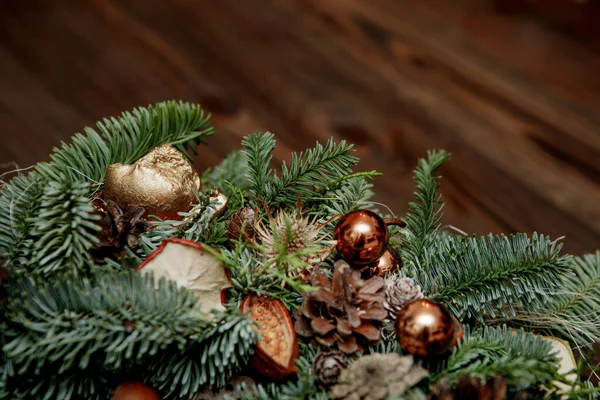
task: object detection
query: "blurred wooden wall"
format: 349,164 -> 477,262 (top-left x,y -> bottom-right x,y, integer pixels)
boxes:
0,0 -> 599,254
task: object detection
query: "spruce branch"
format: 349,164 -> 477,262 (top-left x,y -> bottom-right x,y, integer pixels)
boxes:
401,150 -> 450,274
146,311 -> 258,399
316,175 -> 376,216
264,138 -> 358,206
416,233 -> 572,321
0,173 -> 44,269
26,177 -> 101,277
242,132 -> 276,199
34,101 -> 213,188
0,370 -> 110,400
510,251 -> 600,348
2,271 -> 214,379
439,326 -> 559,391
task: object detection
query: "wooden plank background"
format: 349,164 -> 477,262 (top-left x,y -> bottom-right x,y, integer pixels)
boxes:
0,0 -> 599,255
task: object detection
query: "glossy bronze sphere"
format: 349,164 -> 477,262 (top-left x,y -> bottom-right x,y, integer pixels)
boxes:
395,299 -> 455,357
111,382 -> 161,400
374,248 -> 401,276
334,210 -> 389,266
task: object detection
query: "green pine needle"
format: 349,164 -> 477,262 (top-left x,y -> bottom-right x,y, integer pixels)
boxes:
2,271 -> 213,382
242,132 -> 276,199
401,149 -> 450,274
27,178 -> 101,277
265,138 -> 358,206
34,100 -> 213,188
511,251 -> 600,347
146,312 -> 258,399
419,233 -> 572,321
440,326 -> 559,391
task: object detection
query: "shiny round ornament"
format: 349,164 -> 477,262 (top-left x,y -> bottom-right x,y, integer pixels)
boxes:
374,248 -> 401,276
334,210 -> 389,266
104,144 -> 200,220
111,382 -> 160,400
395,299 -> 455,357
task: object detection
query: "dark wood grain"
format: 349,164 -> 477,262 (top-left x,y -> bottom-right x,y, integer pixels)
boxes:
0,0 -> 598,254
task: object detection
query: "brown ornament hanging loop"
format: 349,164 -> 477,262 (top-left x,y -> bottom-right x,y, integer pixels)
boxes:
382,217 -> 406,228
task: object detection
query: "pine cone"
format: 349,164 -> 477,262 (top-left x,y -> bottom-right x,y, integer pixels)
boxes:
384,277 -> 424,320
92,200 -> 150,260
226,207 -> 257,244
430,375 -> 507,400
313,350 -> 347,387
294,260 -> 388,354
329,353 -> 428,400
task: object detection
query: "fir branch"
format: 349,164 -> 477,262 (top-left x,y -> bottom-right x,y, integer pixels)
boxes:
0,369 -> 110,400
264,138 -> 358,206
146,311 -> 258,399
0,173 -> 44,269
316,175 -> 376,216
34,101 -> 213,188
2,271 -> 214,380
510,251 -> 600,348
25,178 -> 101,277
417,233 -> 572,320
242,132 -> 276,199
439,326 -> 559,391
401,150 -> 450,273
0,101 -> 213,273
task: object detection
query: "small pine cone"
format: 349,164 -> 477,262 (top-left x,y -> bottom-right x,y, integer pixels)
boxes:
384,277 -> 423,320
92,200 -> 150,261
330,353 -> 428,400
226,207 -> 257,244
313,350 -> 347,387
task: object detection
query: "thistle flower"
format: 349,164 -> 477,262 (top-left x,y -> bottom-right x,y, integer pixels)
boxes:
255,202 -> 336,278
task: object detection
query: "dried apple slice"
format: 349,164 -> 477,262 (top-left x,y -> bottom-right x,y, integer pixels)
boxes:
138,238 -> 231,314
241,294 -> 299,381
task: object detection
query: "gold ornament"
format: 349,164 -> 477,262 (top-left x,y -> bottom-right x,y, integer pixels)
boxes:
104,145 -> 200,220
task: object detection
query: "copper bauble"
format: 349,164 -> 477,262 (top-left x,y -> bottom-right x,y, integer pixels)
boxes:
373,248 -> 401,276
395,299 -> 455,357
111,382 -> 160,400
104,144 -> 200,220
450,315 -> 464,349
334,210 -> 389,266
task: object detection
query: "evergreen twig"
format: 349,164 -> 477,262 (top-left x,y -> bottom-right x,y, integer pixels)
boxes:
265,138 -> 358,206
35,101 -> 213,188
27,178 -> 101,277
3,271 -> 213,380
439,326 -> 559,390
242,132 -> 276,200
511,251 -> 600,347
146,311 -> 258,399
401,150 -> 450,275
419,233 -> 572,320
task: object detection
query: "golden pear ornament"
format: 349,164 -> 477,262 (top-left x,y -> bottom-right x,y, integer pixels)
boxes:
104,144 -> 200,220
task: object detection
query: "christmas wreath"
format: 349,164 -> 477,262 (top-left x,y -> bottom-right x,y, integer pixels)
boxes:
0,101 -> 598,399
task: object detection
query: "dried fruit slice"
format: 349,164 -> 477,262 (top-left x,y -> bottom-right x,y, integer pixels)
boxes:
241,294 -> 299,381
138,238 -> 231,314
